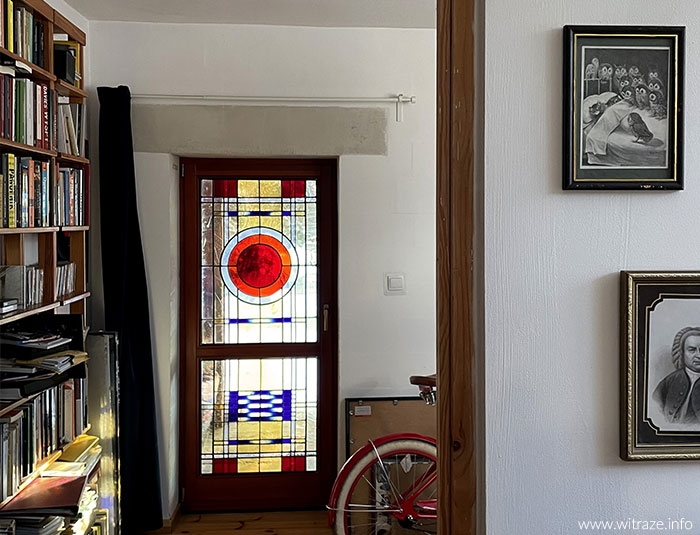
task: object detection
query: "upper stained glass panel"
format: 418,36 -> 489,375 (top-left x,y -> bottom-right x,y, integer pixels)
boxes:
200,178 -> 318,344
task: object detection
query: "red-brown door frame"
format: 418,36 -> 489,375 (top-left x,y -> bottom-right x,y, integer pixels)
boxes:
178,158 -> 339,512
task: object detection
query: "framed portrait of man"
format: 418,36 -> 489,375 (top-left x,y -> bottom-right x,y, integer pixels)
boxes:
621,271 -> 700,460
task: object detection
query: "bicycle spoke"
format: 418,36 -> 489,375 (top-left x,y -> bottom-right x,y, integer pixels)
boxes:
333,439 -> 438,535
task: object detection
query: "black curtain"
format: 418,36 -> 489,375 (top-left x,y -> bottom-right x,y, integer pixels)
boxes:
97,86 -> 163,532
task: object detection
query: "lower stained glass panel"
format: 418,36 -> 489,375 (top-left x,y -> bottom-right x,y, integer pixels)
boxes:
200,357 -> 318,474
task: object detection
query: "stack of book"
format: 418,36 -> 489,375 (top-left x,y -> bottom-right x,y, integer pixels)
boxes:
0,299 -> 18,314
0,350 -> 87,400
15,515 -> 64,534
0,475 -> 87,534
0,332 -> 72,357
0,265 -> 44,308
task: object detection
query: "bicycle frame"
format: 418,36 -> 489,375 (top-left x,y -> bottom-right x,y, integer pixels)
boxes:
326,432 -> 437,528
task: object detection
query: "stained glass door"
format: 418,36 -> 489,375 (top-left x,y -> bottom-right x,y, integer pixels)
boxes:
180,159 -> 338,512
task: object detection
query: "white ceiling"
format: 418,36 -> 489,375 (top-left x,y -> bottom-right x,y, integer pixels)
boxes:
62,0 -> 436,29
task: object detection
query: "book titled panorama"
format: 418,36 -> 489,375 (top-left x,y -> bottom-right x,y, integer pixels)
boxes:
0,475 -> 86,516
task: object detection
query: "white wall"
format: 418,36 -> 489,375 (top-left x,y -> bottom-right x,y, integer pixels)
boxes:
485,2 -> 700,534
88,21 -> 436,519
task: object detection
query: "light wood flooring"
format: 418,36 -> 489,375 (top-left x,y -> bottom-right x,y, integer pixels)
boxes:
171,510 -> 334,534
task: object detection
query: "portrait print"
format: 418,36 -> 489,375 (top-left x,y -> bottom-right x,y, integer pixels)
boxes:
563,26 -> 685,190
620,271 -> 700,461
645,299 -> 700,432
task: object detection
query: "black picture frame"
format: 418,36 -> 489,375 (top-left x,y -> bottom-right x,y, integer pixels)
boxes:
563,26 -> 685,190
620,271 -> 700,461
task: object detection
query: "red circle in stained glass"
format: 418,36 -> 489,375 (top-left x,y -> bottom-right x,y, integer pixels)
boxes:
236,244 -> 283,288
226,234 -> 293,298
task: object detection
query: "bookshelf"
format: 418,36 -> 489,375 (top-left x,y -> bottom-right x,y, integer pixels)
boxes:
0,0 -> 101,534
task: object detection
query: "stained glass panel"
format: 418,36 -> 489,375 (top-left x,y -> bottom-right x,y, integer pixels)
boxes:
200,178 -> 318,344
200,357 -> 318,474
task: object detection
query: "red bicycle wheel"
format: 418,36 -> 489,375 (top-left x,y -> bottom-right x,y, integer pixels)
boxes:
333,438 -> 438,535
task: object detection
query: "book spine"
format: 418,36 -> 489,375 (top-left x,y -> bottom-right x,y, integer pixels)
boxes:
41,83 -> 48,150
41,160 -> 48,227
0,73 -> 4,140
5,0 -> 13,53
6,152 -> 15,228
19,156 -> 28,228
1,153 -> 7,228
33,159 -> 40,227
68,168 -> 74,226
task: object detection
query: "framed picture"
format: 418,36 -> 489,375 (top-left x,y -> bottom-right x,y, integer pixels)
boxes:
563,26 -> 685,190
620,271 -> 700,460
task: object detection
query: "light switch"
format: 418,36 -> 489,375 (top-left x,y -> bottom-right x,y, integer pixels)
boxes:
384,272 -> 407,295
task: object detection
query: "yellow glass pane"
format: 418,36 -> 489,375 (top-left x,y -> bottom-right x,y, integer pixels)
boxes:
259,421 -> 282,439
238,215 -> 261,232
260,216 -> 281,230
260,181 -> 281,198
238,458 -> 260,473
260,457 -> 282,472
238,180 -> 260,197
237,422 -> 261,440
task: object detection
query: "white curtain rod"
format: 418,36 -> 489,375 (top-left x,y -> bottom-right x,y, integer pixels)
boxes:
130,93 -> 417,121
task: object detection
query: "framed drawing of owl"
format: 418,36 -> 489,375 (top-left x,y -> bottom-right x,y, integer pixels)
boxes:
563,26 -> 685,190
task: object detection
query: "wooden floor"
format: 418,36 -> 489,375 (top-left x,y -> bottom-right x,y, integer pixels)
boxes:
171,510 -> 334,534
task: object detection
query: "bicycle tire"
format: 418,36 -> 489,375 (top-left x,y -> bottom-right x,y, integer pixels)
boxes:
333,438 -> 438,535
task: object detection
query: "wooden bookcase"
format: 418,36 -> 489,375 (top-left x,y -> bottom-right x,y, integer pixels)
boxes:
0,0 -> 97,533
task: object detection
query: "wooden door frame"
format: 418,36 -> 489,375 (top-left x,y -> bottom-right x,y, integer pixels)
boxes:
437,0 -> 477,533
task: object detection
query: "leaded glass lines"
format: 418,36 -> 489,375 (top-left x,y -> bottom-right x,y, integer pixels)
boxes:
200,357 -> 318,474
200,178 -> 318,344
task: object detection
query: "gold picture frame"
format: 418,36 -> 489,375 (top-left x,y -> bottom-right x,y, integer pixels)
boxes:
621,271 -> 700,460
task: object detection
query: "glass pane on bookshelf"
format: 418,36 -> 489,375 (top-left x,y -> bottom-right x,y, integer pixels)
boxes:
199,357 -> 318,474
199,178 -> 318,344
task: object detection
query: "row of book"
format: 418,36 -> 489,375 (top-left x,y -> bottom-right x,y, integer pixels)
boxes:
0,69 -> 87,156
0,73 -> 53,151
0,374 -> 88,502
0,264 -> 44,309
0,154 -> 87,229
0,154 -> 50,228
0,3 -> 47,69
56,101 -> 85,158
0,437 -> 101,534
55,166 -> 86,227
55,262 -> 76,300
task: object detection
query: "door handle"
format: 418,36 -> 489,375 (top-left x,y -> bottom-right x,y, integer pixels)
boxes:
323,304 -> 329,332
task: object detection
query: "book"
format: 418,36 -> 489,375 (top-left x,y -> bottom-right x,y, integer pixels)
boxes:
0,360 -> 86,400
58,434 -> 98,463
0,519 -> 14,534
6,154 -> 15,228
0,332 -> 73,350
0,357 -> 36,374
40,460 -> 86,477
0,264 -> 25,306
0,475 -> 86,516
20,352 -> 79,373
0,302 -> 17,314
14,515 -> 62,534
